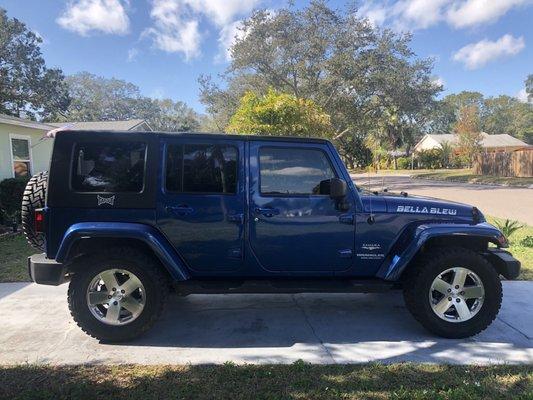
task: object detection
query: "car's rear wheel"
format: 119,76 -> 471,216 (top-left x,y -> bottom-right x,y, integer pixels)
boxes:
403,247 -> 502,338
68,248 -> 168,342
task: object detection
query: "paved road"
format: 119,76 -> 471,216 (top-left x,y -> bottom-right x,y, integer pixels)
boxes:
351,173 -> 533,225
1,282 -> 531,365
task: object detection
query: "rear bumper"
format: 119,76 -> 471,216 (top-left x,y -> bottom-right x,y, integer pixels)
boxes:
485,249 -> 521,280
28,253 -> 66,285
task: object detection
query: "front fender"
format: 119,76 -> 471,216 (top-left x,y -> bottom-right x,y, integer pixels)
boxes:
376,222 -> 506,281
55,222 -> 190,281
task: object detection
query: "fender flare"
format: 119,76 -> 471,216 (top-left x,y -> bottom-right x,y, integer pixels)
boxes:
55,222 -> 190,281
376,222 -> 506,281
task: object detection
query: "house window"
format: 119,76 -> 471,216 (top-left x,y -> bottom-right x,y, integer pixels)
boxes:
10,135 -> 32,178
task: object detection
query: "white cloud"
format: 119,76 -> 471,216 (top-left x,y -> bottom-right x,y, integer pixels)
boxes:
452,34 -> 525,69
144,0 -> 262,60
516,88 -> 529,103
127,48 -> 139,62
57,0 -> 130,36
358,0 -> 532,31
447,0 -> 532,29
217,20 -> 248,62
392,0 -> 449,30
432,76 -> 446,88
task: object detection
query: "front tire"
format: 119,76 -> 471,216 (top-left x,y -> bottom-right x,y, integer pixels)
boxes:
403,247 -> 502,339
67,248 -> 168,342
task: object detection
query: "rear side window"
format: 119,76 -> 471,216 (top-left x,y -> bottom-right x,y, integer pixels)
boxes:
166,144 -> 238,194
72,142 -> 146,193
259,147 -> 336,195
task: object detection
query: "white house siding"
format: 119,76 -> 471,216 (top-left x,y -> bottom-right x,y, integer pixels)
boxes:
0,123 -> 54,180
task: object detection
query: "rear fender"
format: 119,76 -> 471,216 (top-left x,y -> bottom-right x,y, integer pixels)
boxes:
55,222 -> 190,281
376,222 -> 506,281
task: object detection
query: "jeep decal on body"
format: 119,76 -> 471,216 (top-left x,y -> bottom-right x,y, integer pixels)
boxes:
396,205 -> 457,215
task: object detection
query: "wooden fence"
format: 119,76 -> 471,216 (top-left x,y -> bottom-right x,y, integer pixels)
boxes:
473,149 -> 533,177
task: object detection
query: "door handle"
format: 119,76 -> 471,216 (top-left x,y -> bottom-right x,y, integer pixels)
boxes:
339,214 -> 354,224
255,207 -> 280,217
166,205 -> 194,216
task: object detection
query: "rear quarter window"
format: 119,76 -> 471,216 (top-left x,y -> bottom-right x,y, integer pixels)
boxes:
72,142 -> 146,193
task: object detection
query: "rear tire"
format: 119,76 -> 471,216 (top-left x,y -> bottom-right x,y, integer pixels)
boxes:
403,247 -> 502,339
68,247 -> 169,342
21,171 -> 48,250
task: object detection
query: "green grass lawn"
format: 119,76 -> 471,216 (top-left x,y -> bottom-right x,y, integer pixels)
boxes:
411,170 -> 533,187
0,363 -> 531,400
0,234 -> 34,282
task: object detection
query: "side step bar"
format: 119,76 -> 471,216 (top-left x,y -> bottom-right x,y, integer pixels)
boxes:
174,279 -> 398,295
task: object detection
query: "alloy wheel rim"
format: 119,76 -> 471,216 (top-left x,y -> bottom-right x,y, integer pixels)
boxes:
86,269 -> 146,326
429,267 -> 485,323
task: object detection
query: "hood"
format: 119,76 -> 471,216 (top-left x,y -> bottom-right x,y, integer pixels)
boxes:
360,191 -> 481,220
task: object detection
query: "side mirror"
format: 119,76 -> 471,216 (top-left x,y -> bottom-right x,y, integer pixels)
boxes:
329,178 -> 347,199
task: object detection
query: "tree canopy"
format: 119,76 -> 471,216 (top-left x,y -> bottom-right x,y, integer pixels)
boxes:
200,0 -> 440,167
59,72 -> 200,132
226,89 -> 334,138
0,8 -> 70,120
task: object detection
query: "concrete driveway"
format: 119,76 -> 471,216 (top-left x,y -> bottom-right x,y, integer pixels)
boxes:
0,282 -> 531,365
351,173 -> 533,225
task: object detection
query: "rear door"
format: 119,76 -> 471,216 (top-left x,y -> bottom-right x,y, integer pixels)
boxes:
157,137 -> 245,273
248,141 -> 355,273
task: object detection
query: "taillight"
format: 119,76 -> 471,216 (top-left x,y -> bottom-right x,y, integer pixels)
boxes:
34,209 -> 44,233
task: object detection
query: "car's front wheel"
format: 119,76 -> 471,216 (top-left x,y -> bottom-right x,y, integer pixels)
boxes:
67,248 -> 168,342
403,247 -> 502,338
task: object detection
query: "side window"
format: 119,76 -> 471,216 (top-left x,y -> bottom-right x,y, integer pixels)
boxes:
72,142 -> 146,193
166,144 -> 238,194
260,147 -> 336,196
10,136 -> 32,178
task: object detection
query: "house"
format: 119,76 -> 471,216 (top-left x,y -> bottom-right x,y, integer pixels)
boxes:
0,114 -> 152,181
413,132 -> 529,154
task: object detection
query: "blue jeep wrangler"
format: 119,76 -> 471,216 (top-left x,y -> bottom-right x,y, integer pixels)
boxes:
23,131 -> 520,342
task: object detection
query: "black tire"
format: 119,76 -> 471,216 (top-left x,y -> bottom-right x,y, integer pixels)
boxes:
403,247 -> 502,339
68,247 -> 169,342
21,171 -> 48,250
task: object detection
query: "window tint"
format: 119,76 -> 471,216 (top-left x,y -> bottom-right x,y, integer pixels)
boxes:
72,142 -> 146,192
260,147 -> 336,195
166,144 -> 238,194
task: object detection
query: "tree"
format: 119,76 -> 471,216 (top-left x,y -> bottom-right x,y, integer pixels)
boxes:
226,89 -> 333,138
200,1 -> 440,167
0,8 -> 70,120
526,74 -> 533,102
454,105 -> 482,166
482,95 -> 532,141
59,72 -> 200,132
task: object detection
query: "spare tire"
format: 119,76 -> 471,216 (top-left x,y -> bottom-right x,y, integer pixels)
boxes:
21,171 -> 48,251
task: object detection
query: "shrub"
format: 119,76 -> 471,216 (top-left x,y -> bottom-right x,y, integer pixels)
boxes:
396,157 -> 411,169
416,149 -> 442,169
0,177 -> 28,224
520,236 -> 533,248
494,219 -> 523,239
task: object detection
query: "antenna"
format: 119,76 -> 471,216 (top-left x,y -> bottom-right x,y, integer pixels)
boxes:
367,168 -> 374,223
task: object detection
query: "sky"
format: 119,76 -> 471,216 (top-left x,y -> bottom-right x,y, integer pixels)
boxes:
1,0 -> 532,113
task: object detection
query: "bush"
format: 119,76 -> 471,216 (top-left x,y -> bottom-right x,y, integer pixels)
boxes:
494,219 -> 523,239
520,236 -> 533,248
396,157 -> 411,169
0,177 -> 28,224
416,149 -> 442,169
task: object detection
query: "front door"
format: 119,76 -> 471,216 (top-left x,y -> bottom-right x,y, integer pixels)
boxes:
157,138 -> 245,273
248,142 -> 355,273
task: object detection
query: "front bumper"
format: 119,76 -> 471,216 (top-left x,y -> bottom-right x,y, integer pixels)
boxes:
485,249 -> 521,280
28,253 -> 66,285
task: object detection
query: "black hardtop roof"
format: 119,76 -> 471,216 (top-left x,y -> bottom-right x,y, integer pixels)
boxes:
57,129 -> 331,144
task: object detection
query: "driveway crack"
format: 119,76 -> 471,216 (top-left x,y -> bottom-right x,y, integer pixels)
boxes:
497,316 -> 531,340
291,294 -> 336,364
